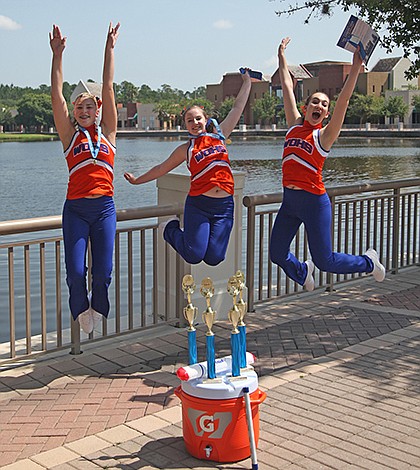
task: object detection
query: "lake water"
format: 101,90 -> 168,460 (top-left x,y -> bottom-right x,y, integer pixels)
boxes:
1,135 -> 420,222
0,135 -> 419,344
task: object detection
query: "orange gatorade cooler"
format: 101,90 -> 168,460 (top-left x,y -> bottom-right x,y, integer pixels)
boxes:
175,370 -> 266,462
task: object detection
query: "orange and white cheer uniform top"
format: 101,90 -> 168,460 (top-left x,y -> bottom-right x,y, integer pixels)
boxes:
282,121 -> 329,195
186,134 -> 234,197
64,126 -> 116,200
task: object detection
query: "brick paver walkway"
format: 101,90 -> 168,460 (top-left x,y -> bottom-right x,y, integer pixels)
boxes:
1,267 -> 420,469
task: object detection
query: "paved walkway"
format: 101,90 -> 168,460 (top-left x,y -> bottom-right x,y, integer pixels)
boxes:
1,267 -> 420,469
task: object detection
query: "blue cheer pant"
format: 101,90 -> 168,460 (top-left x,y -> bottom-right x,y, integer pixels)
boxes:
164,194 -> 234,266
269,188 -> 373,285
62,196 -> 116,319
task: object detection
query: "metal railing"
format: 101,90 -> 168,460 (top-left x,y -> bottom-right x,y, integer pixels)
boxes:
2,178 -> 420,364
0,204 -> 185,363
243,178 -> 420,311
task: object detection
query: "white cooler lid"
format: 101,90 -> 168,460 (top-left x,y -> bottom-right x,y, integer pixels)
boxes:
181,370 -> 258,399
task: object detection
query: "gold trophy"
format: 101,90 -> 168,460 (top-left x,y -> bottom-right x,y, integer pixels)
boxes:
182,274 -> 197,330
227,275 -> 241,334
235,270 -> 247,327
200,277 -> 220,381
182,274 -> 198,364
227,275 -> 244,378
201,277 -> 216,336
235,270 -> 252,371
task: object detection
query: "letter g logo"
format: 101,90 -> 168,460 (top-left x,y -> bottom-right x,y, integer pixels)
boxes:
199,415 -> 214,433
188,409 -> 232,438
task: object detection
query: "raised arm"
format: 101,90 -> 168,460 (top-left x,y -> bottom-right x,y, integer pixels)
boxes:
320,49 -> 363,149
278,37 -> 301,128
124,143 -> 187,185
101,22 -> 120,145
219,71 -> 251,138
49,25 -> 74,149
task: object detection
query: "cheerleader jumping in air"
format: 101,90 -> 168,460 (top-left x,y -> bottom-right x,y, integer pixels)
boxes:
50,23 -> 120,333
269,37 -> 386,290
124,70 -> 253,266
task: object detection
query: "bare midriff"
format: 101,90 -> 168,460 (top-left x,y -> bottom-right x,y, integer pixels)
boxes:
285,185 -> 303,190
84,194 -> 104,199
202,187 -> 231,198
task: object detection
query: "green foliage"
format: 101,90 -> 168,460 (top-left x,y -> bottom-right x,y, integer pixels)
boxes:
138,84 -> 158,103
217,97 -> 236,122
274,0 -> 420,80
252,93 -> 280,125
412,95 -> 420,110
0,133 -> 57,142
115,81 -> 139,105
15,93 -> 54,131
153,100 -> 182,128
382,95 -> 409,120
346,93 -> 384,124
0,105 -> 14,128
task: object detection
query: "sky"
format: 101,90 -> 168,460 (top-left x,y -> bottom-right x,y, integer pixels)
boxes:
0,0 -> 406,93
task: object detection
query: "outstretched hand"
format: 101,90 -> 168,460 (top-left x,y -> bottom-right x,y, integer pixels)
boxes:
353,46 -> 364,71
240,68 -> 252,83
278,37 -> 291,57
49,24 -> 66,55
124,172 -> 138,185
106,22 -> 120,49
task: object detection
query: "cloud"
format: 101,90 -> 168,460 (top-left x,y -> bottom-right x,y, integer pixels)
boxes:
0,15 -> 22,31
213,19 -> 233,30
265,55 -> 278,70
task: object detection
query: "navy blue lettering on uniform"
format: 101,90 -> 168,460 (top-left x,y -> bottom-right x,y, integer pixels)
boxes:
194,145 -> 227,163
284,138 -> 313,155
73,142 -> 109,157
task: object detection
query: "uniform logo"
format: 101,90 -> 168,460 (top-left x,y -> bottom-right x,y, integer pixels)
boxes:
73,142 -> 109,157
284,138 -> 313,155
187,408 -> 232,438
194,145 -> 227,163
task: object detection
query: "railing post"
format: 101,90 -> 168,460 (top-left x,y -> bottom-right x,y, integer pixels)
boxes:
70,316 -> 81,355
246,204 -> 256,312
156,172 -> 246,324
392,188 -> 401,274
326,195 -> 336,292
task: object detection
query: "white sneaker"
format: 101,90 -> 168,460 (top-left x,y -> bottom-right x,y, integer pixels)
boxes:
158,216 -> 179,237
90,308 -> 103,329
78,309 -> 94,334
365,248 -> 386,282
304,260 -> 315,291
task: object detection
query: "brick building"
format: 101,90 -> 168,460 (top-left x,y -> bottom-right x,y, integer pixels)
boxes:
206,72 -> 270,126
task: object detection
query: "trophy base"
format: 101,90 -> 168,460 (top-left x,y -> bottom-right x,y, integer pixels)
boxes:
202,377 -> 223,384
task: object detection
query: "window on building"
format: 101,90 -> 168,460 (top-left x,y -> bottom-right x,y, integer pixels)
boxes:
150,117 -> 155,128
215,95 -> 217,101
142,117 -> 146,129
372,85 -> 375,93
381,85 -> 384,92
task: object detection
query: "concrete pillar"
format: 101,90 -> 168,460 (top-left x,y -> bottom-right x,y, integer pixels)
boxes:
156,172 -> 246,326
365,122 -> 371,131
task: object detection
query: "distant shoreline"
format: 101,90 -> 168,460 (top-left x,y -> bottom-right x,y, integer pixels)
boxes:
116,127 -> 420,139
1,127 -> 419,143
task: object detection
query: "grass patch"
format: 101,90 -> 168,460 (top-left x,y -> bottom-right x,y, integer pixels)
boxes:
0,133 -> 59,142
